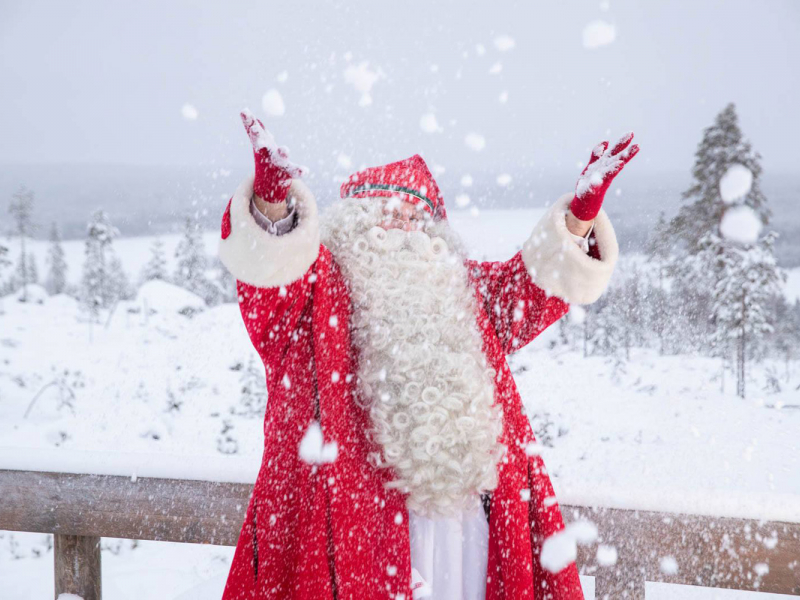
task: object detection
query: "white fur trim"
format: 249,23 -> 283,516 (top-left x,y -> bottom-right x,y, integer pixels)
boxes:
521,193 -> 619,305
218,176 -> 320,288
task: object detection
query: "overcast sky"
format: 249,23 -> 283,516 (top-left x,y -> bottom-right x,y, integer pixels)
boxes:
1,0 -> 798,179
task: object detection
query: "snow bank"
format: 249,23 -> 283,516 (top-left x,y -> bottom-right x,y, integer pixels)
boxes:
15,284 -> 48,304
0,446 -> 259,484
135,280 -> 206,316
557,479 -> 800,524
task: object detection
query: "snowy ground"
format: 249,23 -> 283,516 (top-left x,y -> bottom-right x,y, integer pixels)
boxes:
1,207 -> 798,599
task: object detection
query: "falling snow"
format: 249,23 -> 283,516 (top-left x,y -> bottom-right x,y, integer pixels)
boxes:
261,89 -> 285,117
659,555 -> 679,575
180,104 -> 198,120
343,61 -> 384,107
720,205 -> 762,244
493,35 -> 516,51
455,194 -> 471,208
464,133 -> 486,152
719,163 -> 753,203
419,113 -> 442,134
299,421 -> 338,464
582,20 -> 616,49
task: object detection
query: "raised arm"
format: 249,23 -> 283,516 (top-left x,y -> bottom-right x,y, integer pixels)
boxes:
218,110 -> 320,362
468,132 -> 638,354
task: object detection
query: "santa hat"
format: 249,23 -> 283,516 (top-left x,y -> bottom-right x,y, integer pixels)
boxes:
340,154 -> 447,221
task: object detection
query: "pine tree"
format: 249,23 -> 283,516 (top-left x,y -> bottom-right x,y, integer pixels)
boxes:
8,186 -> 36,301
769,299 -> 800,379
667,104 -> 769,354
45,223 -> 68,295
233,356 -> 269,418
669,103 -> 769,253
644,212 -> 676,355
28,253 -> 38,284
141,238 -> 168,282
108,255 -> 131,302
0,245 -> 9,273
174,215 -> 217,305
81,209 -> 120,319
211,255 -> 238,303
669,104 -> 784,397
692,230 -> 784,398
0,244 -> 10,297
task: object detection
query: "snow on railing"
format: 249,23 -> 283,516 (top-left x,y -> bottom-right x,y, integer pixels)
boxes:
1,466 -> 798,599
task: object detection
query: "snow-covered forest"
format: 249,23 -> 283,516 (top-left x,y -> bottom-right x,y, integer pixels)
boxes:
2,1 -> 800,599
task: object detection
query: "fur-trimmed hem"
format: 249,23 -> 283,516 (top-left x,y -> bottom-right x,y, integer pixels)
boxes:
218,176 -> 320,288
521,193 -> 619,305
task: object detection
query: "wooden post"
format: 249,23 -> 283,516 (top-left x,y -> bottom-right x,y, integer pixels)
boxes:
54,534 -> 101,600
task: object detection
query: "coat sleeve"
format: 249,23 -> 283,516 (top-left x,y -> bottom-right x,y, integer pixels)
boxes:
218,175 -> 321,365
467,193 -> 619,354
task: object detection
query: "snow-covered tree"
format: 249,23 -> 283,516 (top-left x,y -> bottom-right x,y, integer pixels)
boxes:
233,356 -> 269,418
667,104 -> 771,354
668,103 -> 769,253
589,267 -> 649,363
13,252 -> 39,292
141,238 -> 168,282
8,186 -> 36,301
174,215 -> 205,286
667,104 -> 784,396
769,298 -> 800,378
0,244 -> 10,298
80,209 -> 120,319
217,419 -> 239,455
644,212 -> 681,355
108,255 -> 132,302
44,223 -> 68,295
26,253 -> 38,284
174,215 -> 218,305
691,230 -> 784,398
0,244 -> 9,272
211,255 -> 237,303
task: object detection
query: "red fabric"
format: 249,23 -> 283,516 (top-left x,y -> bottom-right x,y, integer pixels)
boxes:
241,112 -> 300,203
222,235 -> 586,599
340,154 -> 447,221
221,199 -> 233,240
570,133 -> 639,221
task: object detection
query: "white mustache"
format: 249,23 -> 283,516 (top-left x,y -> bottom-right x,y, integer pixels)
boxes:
364,227 -> 449,259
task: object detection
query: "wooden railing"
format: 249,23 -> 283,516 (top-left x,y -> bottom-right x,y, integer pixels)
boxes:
1,469 -> 798,599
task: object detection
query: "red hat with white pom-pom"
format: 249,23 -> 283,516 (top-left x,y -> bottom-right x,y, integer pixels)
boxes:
340,154 -> 447,221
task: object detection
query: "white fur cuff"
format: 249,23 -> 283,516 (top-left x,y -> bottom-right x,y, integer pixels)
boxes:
521,193 -> 619,305
218,176 -> 320,288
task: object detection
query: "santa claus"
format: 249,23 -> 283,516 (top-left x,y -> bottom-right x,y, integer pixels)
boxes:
218,109 -> 638,599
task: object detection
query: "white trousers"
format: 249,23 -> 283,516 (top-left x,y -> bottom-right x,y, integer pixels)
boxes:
408,501 -> 490,600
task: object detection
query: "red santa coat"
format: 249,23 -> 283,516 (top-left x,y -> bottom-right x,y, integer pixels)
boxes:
218,176 -> 619,600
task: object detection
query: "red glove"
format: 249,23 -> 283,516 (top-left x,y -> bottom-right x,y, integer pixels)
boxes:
570,132 -> 639,221
240,109 -> 306,203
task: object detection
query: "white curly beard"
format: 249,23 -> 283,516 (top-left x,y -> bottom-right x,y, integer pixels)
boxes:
322,199 -> 506,517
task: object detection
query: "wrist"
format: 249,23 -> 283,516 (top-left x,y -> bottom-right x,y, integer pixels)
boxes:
565,209 -> 594,237
254,194 -> 290,221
